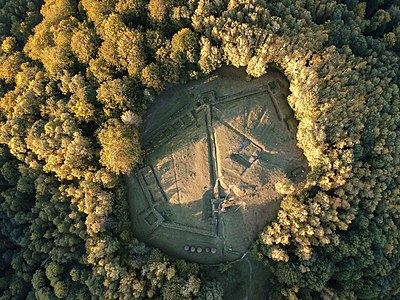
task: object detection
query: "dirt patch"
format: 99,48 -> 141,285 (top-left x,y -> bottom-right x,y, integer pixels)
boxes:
126,66 -> 308,264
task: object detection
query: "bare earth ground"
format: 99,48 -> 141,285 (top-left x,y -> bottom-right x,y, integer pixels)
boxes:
126,67 -> 308,264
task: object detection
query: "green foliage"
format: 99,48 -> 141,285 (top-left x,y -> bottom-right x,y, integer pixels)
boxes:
0,0 -> 43,42
196,280 -> 223,300
96,78 -> 139,117
216,263 -> 232,274
148,0 -> 171,23
170,28 -> 199,63
275,178 -> 295,195
70,22 -> 99,64
1,0 -> 400,299
99,13 -> 146,78
0,51 -> 25,84
141,62 -> 164,91
98,119 -> 142,174
52,280 -> 69,298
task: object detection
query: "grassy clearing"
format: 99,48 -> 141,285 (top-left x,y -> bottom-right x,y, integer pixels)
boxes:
126,67 -> 308,264
204,253 -> 274,300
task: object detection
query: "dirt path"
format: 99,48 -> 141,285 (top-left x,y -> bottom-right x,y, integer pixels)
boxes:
170,151 -> 181,203
244,254 -> 253,300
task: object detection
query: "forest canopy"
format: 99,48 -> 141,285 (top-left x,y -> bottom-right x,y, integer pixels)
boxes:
0,0 -> 400,299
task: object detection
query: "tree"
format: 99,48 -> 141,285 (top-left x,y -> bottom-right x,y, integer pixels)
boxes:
116,0 -> 145,18
99,14 -> 146,78
71,22 -> 100,64
141,63 -> 164,91
2,0 -> 400,299
275,178 -> 296,195
170,28 -> 199,64
96,78 -> 139,117
148,0 -> 171,23
97,119 -> 142,174
53,280 -> 69,298
0,51 -> 25,84
199,37 -> 223,74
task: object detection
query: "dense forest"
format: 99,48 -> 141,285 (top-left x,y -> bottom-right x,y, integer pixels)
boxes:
0,0 -> 399,299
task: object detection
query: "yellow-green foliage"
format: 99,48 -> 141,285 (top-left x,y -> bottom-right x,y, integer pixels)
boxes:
1,0 -> 400,299
98,119 -> 142,175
